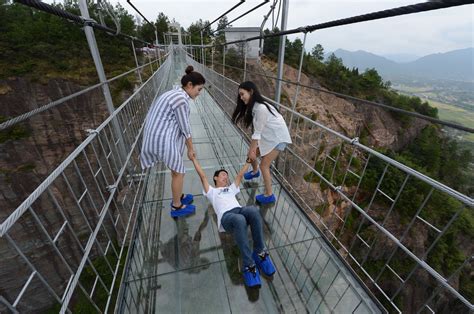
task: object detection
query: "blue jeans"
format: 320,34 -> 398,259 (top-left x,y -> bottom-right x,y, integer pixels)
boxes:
221,206 -> 265,267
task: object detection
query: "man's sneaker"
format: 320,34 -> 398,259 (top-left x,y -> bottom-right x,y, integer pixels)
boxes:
243,265 -> 261,287
244,169 -> 260,180
170,204 -> 196,218
256,193 -> 276,204
252,251 -> 276,276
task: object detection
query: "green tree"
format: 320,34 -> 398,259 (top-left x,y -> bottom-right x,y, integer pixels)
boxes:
285,37 -> 303,66
311,44 -> 324,61
187,19 -> 212,45
155,12 -> 169,44
214,16 -> 229,46
216,16 -> 229,37
323,53 -> 347,91
359,68 -> 384,100
138,22 -> 155,43
0,1 -> 142,81
262,28 -> 280,59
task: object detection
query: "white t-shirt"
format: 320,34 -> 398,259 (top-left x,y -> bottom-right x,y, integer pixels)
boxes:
252,102 -> 292,156
203,183 -> 241,232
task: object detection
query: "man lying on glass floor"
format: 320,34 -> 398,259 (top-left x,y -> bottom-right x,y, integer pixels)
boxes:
190,155 -> 276,287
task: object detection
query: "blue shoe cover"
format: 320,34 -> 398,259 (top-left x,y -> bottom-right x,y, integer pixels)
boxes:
243,265 -> 261,287
253,251 -> 276,276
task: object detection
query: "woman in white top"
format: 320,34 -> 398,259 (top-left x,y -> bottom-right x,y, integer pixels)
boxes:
232,81 -> 292,204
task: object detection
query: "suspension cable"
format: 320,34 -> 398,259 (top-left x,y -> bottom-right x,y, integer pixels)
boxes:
97,0 -> 121,35
210,60 -> 474,133
0,54 -> 168,131
126,0 -> 152,27
210,0 -> 270,35
212,0 -> 474,47
199,0 -> 246,32
273,0 -> 282,29
14,0 -> 149,45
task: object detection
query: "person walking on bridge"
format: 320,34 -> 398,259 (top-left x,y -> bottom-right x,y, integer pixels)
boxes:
141,65 -> 205,217
232,81 -> 292,204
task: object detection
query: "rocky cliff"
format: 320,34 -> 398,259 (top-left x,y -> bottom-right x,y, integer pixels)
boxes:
242,58 -> 462,313
254,57 -> 429,150
0,77 -> 112,312
0,77 -> 110,214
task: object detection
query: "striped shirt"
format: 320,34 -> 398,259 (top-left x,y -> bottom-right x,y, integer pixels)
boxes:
140,86 -> 192,173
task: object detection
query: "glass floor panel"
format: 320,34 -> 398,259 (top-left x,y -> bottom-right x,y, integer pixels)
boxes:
118,60 -> 382,313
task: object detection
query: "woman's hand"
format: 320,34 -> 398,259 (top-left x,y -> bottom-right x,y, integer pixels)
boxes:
247,149 -> 257,161
187,148 -> 196,160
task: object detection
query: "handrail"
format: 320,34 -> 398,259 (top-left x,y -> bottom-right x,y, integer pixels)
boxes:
0,56 -> 171,237
0,52 -> 170,131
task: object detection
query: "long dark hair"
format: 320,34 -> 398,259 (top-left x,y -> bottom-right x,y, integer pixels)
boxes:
231,81 -> 277,128
181,65 -> 205,87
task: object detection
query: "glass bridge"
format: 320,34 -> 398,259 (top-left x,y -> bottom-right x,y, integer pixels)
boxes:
117,55 -> 382,313
1,47 -> 471,314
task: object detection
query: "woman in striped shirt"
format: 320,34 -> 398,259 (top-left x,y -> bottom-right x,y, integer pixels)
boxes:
141,66 -> 205,217
232,81 -> 292,204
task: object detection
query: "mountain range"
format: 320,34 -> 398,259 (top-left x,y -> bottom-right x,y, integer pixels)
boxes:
329,47 -> 474,82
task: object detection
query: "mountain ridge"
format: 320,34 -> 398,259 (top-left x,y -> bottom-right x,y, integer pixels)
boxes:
328,47 -> 474,81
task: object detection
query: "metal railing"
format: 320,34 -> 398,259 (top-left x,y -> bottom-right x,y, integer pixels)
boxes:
117,58 -> 382,312
0,54 -> 173,313
186,51 -> 473,313
1,44 -> 471,313
2,0 -> 472,311
0,54 -> 168,132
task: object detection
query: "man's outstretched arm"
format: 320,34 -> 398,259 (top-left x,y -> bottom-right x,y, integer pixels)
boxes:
234,158 -> 252,187
191,157 -> 210,193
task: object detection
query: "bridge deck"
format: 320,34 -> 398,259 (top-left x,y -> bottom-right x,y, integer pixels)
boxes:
118,59 -> 381,313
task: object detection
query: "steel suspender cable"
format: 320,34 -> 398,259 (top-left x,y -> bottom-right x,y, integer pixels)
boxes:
98,0 -> 120,35
206,0 -> 474,133
14,0 -> 150,45
199,0 -> 246,32
273,0 -> 282,29
210,60 -> 474,133
210,0 -> 270,35
0,57 -> 166,131
126,0 -> 152,26
218,0 -> 474,46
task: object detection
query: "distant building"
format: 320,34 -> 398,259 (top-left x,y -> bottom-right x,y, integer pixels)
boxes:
223,27 -> 262,59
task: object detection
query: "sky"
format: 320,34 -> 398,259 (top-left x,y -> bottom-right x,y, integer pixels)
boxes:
55,0 -> 474,58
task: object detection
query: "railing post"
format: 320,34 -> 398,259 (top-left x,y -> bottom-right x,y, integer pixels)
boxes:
275,0 -> 289,104
222,45 -> 226,92
287,31 -> 307,132
200,30 -> 204,66
243,41 -> 247,81
78,0 -> 126,162
78,0 -> 115,116
155,30 -> 162,67
147,49 -> 154,73
281,32 -> 306,179
184,34 -> 187,54
131,39 -> 143,85
222,45 -> 226,77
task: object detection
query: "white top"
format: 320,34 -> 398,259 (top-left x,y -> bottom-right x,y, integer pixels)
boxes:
203,183 -> 241,232
252,102 -> 292,156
